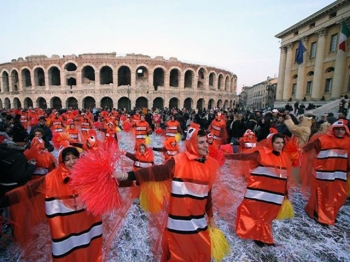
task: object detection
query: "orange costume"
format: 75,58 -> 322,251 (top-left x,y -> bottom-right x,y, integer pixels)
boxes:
131,126 -> 220,261
4,150 -> 103,262
153,137 -> 180,162
24,137 -> 56,176
165,118 -> 182,138
51,114 -> 65,133
226,136 -> 291,244
302,120 -> 350,225
66,121 -> 80,143
239,129 -> 257,152
134,119 -> 151,144
208,113 -> 228,147
125,146 -> 154,171
20,111 -> 30,130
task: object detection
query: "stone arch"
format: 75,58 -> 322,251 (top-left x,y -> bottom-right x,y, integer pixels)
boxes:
4,98 -> 10,109
1,71 -> 9,91
217,99 -> 223,108
82,65 -> 95,84
37,97 -> 47,109
209,72 -> 216,88
83,96 -> 96,109
11,69 -> 19,91
208,99 -> 215,109
24,97 -> 33,108
153,67 -> 165,91
217,74 -> 223,90
183,97 -> 193,110
34,67 -> 45,86
223,100 -> 229,109
118,65 -> 131,86
196,98 -> 205,110
230,77 -> 234,93
101,97 -> 113,109
118,97 -> 130,110
153,97 -> 164,109
224,76 -> 230,91
197,67 -> 207,89
100,65 -> 113,85
169,97 -> 179,109
184,70 -> 194,88
136,96 -> 148,109
66,97 -> 78,109
50,97 -> 62,109
64,62 -> 78,71
13,97 -> 21,109
169,68 -> 180,87
48,66 -> 61,85
136,65 -> 149,86
292,74 -> 298,79
307,71 -> 314,76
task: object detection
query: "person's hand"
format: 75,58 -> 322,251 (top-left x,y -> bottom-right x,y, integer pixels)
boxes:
28,159 -> 37,165
208,217 -> 217,228
284,114 -> 291,120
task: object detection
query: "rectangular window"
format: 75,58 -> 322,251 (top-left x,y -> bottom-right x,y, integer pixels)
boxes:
310,42 -> 317,58
330,34 -> 338,52
325,78 -> 332,93
306,81 -> 312,94
292,83 -> 297,96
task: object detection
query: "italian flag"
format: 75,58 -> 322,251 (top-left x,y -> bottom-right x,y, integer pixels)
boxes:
339,21 -> 350,51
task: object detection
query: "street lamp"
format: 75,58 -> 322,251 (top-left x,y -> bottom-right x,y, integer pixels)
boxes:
127,84 -> 131,112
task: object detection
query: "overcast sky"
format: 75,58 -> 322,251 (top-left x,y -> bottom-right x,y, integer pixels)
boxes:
0,0 -> 335,93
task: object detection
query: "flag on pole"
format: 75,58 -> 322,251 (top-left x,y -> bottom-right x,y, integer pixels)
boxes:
295,40 -> 306,65
339,21 -> 350,52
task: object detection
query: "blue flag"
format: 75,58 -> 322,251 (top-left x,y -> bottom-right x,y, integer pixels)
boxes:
295,40 -> 306,65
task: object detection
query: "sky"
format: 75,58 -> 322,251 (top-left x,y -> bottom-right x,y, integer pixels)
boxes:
0,0 -> 336,93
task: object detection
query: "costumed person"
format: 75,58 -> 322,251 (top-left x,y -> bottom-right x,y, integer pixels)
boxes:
208,112 -> 228,147
165,114 -> 183,139
104,121 -> 119,147
66,120 -> 81,143
284,113 -> 312,147
302,120 -> 350,225
113,127 -> 225,262
225,133 -> 292,247
24,129 -> 56,177
50,112 -> 65,133
122,143 -> 154,171
81,129 -> 99,154
80,113 -> 94,134
238,129 -> 257,152
153,136 -> 180,162
152,110 -> 162,133
0,147 -> 103,261
134,115 -> 152,145
20,110 -> 30,131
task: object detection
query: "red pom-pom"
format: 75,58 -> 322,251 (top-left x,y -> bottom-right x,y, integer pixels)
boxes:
70,143 -> 122,215
52,132 -> 71,149
284,136 -> 302,167
123,121 -> 132,132
155,127 -> 164,135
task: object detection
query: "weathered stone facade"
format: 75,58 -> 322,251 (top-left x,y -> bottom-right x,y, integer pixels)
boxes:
0,52 -> 237,110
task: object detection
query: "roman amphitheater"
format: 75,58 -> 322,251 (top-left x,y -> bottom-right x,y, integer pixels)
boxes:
0,52 -> 237,111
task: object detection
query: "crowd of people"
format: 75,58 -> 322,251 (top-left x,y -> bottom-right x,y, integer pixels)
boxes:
0,104 -> 349,261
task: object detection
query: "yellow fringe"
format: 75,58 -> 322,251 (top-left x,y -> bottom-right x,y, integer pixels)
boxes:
145,136 -> 151,145
347,177 -> 350,196
175,133 -> 181,142
276,198 -> 295,220
139,181 -> 170,213
116,126 -> 121,132
209,227 -> 230,262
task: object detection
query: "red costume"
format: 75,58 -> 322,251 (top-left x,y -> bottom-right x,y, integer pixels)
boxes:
134,118 -> 151,144
226,134 -> 291,244
165,118 -> 182,138
302,120 -> 350,225
208,113 -> 228,147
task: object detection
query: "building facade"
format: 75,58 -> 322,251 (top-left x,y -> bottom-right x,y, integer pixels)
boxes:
240,77 -> 277,110
0,53 -> 237,110
275,0 -> 350,104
